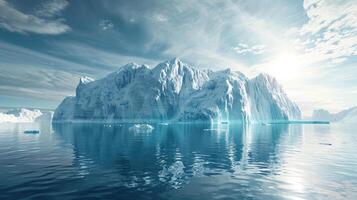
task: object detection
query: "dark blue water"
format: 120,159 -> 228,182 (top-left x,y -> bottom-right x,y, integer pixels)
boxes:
1,122 -> 357,199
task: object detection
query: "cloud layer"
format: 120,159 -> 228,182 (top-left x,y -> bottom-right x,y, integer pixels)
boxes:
0,0 -> 356,113
297,0 -> 357,64
0,0 -> 70,34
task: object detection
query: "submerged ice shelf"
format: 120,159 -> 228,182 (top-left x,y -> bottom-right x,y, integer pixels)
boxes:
53,58 -> 301,124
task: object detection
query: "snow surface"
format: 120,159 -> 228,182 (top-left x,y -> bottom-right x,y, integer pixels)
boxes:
53,58 -> 301,123
312,107 -> 357,123
0,108 -> 53,123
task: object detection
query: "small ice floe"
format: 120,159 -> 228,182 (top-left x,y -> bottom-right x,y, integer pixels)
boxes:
24,130 -> 40,134
159,122 -> 169,126
129,124 -> 154,133
319,142 -> 332,146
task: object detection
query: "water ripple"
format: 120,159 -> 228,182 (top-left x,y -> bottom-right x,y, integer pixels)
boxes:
0,123 -> 357,199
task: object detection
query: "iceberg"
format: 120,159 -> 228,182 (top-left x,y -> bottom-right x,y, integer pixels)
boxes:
129,124 -> 154,133
53,58 -> 301,123
0,108 -> 53,123
312,107 -> 357,123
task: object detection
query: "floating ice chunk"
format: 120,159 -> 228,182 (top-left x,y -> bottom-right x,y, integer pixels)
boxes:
129,124 -> 154,133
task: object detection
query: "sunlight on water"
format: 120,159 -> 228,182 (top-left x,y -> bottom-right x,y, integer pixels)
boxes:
0,122 -> 357,199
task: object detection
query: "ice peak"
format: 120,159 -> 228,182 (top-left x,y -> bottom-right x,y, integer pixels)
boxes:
111,63 -> 150,78
221,68 -> 232,74
253,73 -> 280,87
165,57 -> 178,63
120,62 -> 140,70
154,58 -> 181,75
79,76 -> 94,85
165,57 -> 182,68
256,73 -> 272,80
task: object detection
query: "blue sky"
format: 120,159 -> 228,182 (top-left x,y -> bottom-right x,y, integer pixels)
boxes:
0,0 -> 356,115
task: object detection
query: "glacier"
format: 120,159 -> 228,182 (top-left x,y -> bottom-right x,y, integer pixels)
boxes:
53,58 -> 301,123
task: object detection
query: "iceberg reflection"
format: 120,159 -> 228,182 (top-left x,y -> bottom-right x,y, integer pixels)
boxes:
52,123 -> 303,190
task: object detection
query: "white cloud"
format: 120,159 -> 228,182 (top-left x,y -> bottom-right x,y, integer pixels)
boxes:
297,0 -> 357,65
233,43 -> 266,55
99,19 -> 114,31
331,57 -> 347,64
153,14 -> 168,22
0,0 -> 70,34
35,0 -> 68,17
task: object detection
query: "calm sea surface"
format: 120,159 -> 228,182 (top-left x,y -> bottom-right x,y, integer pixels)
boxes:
0,122 -> 357,199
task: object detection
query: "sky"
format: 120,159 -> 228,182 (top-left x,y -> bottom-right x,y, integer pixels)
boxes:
0,0 -> 356,116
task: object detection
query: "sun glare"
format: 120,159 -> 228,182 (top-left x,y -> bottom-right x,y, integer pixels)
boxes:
266,53 -> 302,82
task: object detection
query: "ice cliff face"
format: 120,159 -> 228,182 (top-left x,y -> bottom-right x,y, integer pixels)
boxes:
53,58 -> 301,123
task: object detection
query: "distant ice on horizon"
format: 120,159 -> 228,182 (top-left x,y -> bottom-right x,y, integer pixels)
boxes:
0,108 -> 53,123
312,107 -> 357,123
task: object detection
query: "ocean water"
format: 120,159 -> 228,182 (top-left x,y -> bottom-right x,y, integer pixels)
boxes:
0,122 -> 357,199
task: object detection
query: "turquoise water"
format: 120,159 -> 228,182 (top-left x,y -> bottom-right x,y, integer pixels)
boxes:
0,122 -> 357,199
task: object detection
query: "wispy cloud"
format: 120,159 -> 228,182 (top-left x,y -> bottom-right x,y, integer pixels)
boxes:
0,67 -> 78,101
233,43 -> 266,55
0,41 -> 103,102
0,40 -> 160,103
0,41 -> 98,74
99,19 -> 114,31
49,41 -> 158,69
293,0 -> 357,65
0,0 -> 70,34
152,13 -> 168,22
35,0 -> 69,18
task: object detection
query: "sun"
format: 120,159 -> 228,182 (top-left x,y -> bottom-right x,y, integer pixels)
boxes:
265,53 -> 303,82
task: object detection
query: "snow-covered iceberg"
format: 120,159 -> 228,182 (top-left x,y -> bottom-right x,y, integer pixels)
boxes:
0,108 -> 53,123
53,58 -> 301,123
312,107 -> 357,123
